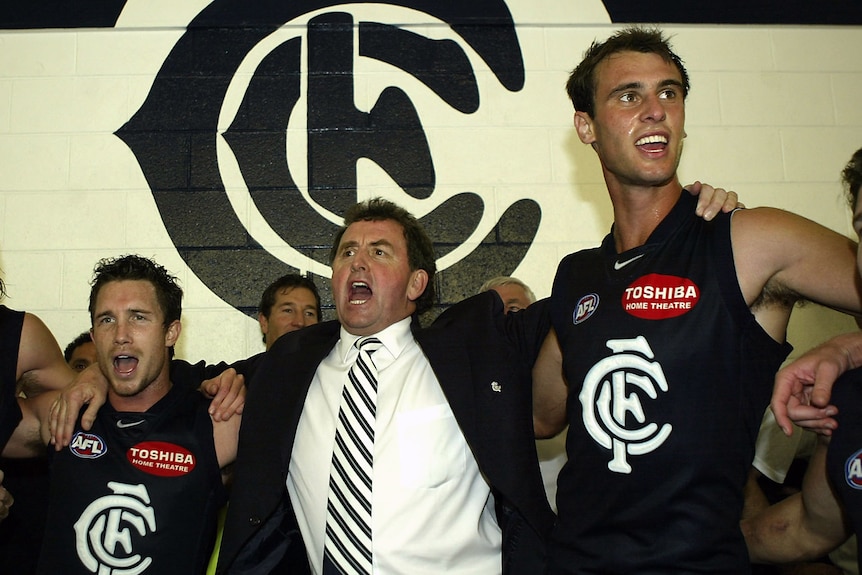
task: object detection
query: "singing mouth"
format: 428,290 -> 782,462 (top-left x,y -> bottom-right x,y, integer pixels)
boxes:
349,281 -> 372,304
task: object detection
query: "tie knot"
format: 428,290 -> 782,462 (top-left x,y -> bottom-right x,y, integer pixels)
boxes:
355,337 -> 382,354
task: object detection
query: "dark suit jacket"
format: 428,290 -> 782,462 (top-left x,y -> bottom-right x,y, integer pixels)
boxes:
216,292 -> 555,574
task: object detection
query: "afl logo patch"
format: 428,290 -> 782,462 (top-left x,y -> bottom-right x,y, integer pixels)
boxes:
623,274 -> 700,320
70,431 -> 107,459
574,294 -> 600,324
127,441 -> 197,478
844,448 -> 862,490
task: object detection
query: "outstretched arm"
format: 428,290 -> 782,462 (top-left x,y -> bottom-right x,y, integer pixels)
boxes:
771,332 -> 862,436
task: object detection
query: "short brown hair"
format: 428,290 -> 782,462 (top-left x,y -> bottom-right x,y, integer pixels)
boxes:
566,26 -> 690,118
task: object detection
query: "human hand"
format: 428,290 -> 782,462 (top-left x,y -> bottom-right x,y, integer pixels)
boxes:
200,368 -> 246,422
49,363 -> 107,449
770,333 -> 862,436
686,181 -> 743,221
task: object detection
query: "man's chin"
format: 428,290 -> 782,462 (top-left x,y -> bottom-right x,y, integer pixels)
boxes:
109,381 -> 144,398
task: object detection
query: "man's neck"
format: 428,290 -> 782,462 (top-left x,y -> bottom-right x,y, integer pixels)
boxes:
607,178 -> 683,253
109,377 -> 172,413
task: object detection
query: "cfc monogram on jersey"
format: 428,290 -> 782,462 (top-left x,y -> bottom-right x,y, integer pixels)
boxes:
579,336 -> 672,474
74,482 -> 157,573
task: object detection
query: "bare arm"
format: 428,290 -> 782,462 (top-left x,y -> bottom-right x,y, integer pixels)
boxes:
742,437 -> 849,563
213,412 -> 241,472
731,208 -> 862,432
733,207 -> 861,325
3,392 -> 55,459
532,328 -> 568,439
16,313 -> 76,397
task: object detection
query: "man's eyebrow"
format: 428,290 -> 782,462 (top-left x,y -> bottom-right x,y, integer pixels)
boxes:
608,81 -> 642,98
608,78 -> 683,98
659,78 -> 685,90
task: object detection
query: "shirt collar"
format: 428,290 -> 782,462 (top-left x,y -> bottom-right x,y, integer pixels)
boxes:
336,316 -> 413,364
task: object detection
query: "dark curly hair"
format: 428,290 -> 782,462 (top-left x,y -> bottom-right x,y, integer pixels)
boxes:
89,254 -> 182,326
843,147 -> 862,209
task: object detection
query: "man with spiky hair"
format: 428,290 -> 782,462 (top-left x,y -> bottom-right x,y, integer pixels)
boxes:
4,255 -> 241,575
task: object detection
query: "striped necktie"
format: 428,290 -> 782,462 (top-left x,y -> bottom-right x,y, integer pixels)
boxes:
323,337 -> 383,575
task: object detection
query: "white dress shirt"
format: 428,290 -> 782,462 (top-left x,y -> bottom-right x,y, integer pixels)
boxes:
287,317 -> 501,574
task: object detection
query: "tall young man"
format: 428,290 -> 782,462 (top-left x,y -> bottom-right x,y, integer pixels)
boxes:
532,27 -> 862,574
4,255 -> 241,574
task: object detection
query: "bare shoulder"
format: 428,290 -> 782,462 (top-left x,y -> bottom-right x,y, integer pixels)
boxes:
732,205 -> 860,316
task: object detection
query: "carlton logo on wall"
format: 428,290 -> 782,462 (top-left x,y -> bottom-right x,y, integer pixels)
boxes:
112,0 -> 540,317
1,0 -> 859,318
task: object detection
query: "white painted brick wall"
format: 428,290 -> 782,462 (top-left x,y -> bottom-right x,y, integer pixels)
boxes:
0,2 -> 860,363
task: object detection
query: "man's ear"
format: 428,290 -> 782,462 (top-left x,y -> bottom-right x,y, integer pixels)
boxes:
257,313 -> 268,335
574,111 -> 596,144
165,320 -> 181,348
407,269 -> 429,303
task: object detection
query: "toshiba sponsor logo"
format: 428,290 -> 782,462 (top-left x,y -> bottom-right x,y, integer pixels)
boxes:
70,431 -> 107,459
623,273 -> 700,320
127,441 -> 196,477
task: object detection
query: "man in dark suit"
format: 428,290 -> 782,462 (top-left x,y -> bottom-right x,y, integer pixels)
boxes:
216,198 -> 554,575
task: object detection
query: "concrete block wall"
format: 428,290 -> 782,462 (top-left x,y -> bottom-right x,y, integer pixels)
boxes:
0,0 -> 860,363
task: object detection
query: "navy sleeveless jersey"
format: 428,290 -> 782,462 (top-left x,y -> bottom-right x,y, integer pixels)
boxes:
826,368 -> 862,573
38,382 -> 227,574
0,305 -> 24,451
548,193 -> 790,574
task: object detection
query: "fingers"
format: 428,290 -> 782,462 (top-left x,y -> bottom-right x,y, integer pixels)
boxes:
788,418 -> 837,436
687,181 -> 733,221
215,379 -> 246,421
721,191 -> 739,213
206,369 -> 246,422
80,402 -> 99,432
49,394 -> 71,450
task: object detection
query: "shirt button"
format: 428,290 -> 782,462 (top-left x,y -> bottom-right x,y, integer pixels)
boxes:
249,516 -> 261,526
